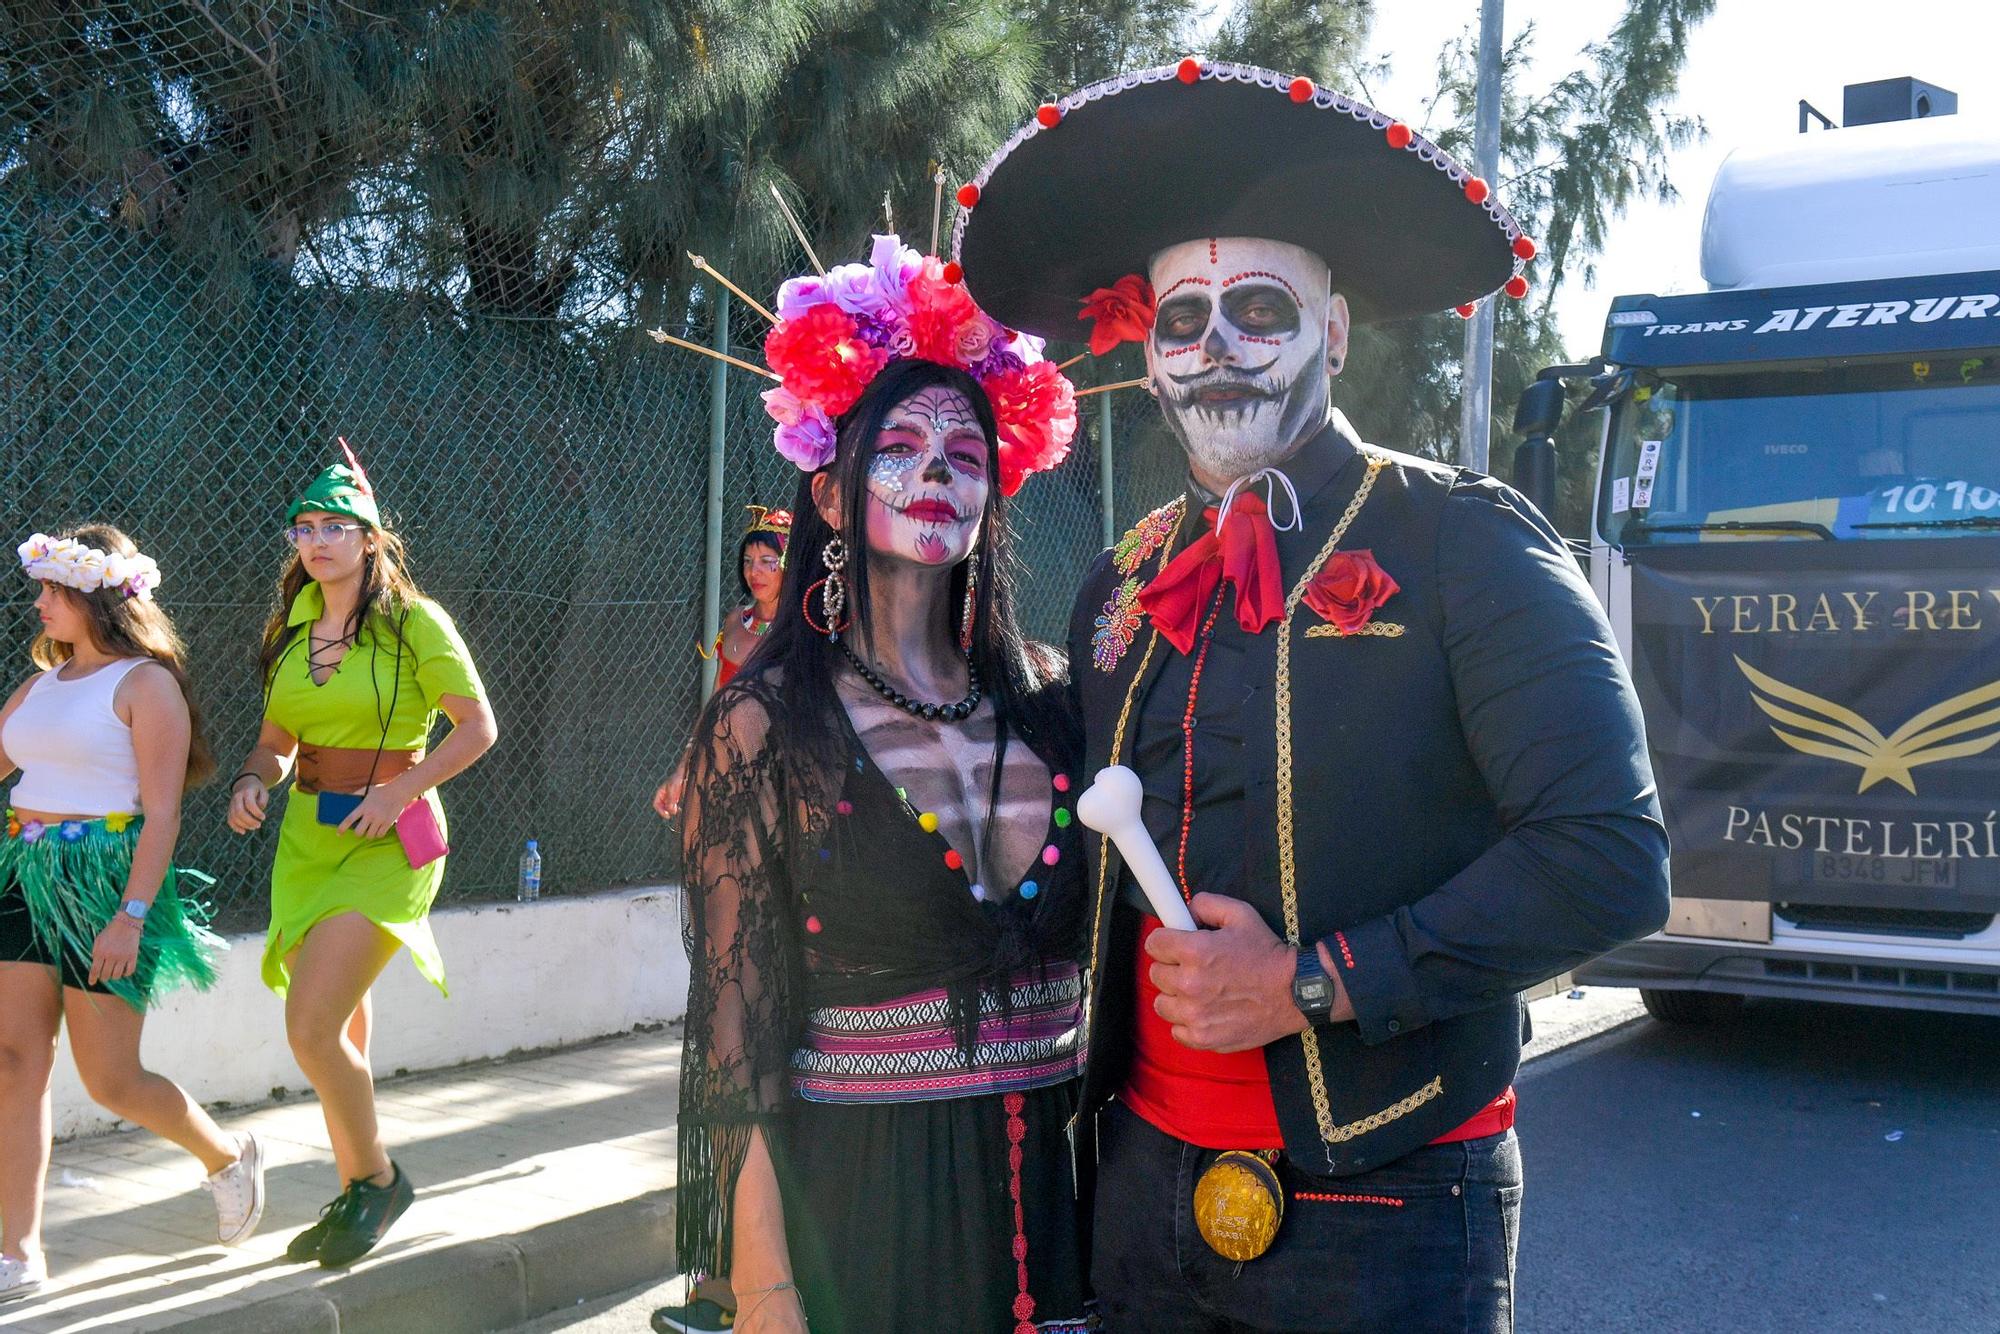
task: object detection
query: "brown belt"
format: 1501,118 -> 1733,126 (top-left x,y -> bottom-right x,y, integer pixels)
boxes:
295,746 -> 421,795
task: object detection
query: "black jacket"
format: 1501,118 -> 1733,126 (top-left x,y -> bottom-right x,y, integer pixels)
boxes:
1068,416 -> 1670,1176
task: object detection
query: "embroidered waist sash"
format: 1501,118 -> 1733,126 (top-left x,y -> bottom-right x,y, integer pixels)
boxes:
790,961 -> 1084,1104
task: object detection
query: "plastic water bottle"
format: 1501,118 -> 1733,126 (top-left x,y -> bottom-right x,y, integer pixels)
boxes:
517,839 -> 542,902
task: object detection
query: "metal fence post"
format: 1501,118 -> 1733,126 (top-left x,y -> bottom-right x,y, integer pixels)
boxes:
701,288 -> 731,698
1458,0 -> 1504,473
1098,391 -> 1117,549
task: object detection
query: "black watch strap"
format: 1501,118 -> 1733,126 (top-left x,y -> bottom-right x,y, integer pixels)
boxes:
1293,946 -> 1335,1024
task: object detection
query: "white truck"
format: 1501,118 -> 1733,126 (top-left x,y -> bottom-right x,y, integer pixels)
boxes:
1513,78 -> 2000,1022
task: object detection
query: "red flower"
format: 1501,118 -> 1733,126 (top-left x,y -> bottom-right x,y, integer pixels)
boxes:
984,362 -> 1077,496
1078,275 -> 1157,356
1302,550 -> 1399,634
906,257 -> 981,365
764,304 -> 888,417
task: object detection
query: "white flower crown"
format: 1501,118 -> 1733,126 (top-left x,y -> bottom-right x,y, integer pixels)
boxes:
17,533 -> 162,601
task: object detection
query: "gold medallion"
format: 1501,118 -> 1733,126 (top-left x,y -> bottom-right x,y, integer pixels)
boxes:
1192,1150 -> 1284,1262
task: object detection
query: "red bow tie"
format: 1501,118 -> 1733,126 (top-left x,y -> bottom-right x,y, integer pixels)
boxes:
1138,491 -> 1285,655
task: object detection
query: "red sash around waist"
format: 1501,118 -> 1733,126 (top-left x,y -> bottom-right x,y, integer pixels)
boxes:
1122,916 -> 1515,1151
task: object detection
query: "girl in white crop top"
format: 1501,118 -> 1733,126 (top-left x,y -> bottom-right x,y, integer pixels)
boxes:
0,525 -> 265,1300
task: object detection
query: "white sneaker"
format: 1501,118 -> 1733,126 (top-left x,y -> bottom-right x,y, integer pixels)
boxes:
0,1252 -> 47,1303
204,1131 -> 268,1246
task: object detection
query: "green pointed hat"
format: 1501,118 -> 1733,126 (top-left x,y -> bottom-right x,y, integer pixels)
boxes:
288,438 -> 381,527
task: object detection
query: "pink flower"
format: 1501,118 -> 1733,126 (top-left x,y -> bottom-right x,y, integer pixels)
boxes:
953,314 -> 1002,366
906,258 -> 981,366
765,305 -> 888,418
984,362 -> 1078,496
760,384 -> 809,427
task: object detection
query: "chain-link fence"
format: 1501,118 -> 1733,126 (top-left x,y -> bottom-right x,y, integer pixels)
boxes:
0,7 -> 1203,930
0,209 -> 1194,933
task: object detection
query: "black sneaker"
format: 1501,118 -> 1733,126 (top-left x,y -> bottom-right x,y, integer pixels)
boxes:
652,1298 -> 734,1333
285,1189 -> 356,1263
316,1163 -> 416,1269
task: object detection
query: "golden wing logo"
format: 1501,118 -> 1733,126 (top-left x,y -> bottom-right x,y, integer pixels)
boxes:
1734,656 -> 2000,794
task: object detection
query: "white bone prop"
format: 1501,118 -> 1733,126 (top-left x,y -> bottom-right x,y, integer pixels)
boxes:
1075,765 -> 1199,932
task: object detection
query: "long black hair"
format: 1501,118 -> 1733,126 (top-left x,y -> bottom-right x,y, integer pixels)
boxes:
718,357 -> 1076,782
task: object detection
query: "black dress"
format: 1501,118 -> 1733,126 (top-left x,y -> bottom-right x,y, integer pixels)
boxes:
677,674 -> 1091,1334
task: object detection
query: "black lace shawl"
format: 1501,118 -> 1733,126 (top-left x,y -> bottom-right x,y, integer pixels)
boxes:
674,674 -> 1084,1281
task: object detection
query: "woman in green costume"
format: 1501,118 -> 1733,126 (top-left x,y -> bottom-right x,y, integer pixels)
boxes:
225,449 -> 496,1269
1,524 -> 265,1305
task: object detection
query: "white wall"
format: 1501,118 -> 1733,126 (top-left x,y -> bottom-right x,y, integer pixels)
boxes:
52,886 -> 688,1141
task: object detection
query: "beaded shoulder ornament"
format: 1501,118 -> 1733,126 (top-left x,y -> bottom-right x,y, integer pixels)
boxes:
1091,498 -> 1185,672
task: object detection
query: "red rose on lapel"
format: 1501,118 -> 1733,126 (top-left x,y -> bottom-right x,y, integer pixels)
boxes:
1303,550 -> 1399,633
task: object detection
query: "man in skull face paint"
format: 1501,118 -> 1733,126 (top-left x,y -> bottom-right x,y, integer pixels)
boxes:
958,64 -> 1668,1331
1146,237 -> 1343,482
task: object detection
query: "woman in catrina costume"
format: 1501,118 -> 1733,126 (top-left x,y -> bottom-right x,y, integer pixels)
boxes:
224,445 -> 496,1269
653,505 -> 791,823
0,525 -> 264,1305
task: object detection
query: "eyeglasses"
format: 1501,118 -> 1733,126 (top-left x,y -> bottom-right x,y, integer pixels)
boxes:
285,521 -> 366,546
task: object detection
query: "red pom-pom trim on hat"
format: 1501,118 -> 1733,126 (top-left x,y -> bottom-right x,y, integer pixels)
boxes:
1385,121 -> 1413,149
1455,303 -> 1477,319
1288,77 -> 1315,103
956,182 -> 980,208
1036,103 -> 1062,129
1513,235 -> 1538,260
1504,274 -> 1530,299
941,261 -> 964,284
1463,176 -> 1490,205
944,848 -> 964,871
1177,57 -> 1202,83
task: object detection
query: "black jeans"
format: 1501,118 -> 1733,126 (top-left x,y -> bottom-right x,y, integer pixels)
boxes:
1090,1102 -> 1522,1333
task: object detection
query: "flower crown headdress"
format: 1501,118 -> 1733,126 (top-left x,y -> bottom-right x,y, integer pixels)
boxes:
650,183 -> 1097,497
18,533 -> 162,601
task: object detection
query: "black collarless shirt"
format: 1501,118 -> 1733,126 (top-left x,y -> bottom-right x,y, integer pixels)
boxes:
1124,423 -> 1360,913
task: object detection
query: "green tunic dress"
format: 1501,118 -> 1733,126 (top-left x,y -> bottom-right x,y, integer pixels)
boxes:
261,586 -> 484,997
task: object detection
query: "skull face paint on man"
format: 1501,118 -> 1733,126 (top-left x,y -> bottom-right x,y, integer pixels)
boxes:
863,384 -> 990,567
1143,237 -> 1350,483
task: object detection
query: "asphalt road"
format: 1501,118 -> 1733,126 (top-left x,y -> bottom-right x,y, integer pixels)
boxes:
1516,997 -> 2000,1333
511,991 -> 2000,1333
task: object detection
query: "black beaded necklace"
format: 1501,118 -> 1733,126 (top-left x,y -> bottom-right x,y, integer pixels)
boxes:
835,635 -> 981,722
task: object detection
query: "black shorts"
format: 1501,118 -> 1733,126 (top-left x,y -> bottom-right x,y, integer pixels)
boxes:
0,877 -> 150,997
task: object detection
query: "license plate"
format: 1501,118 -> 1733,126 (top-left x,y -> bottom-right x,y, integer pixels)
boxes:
1810,853 -> 1958,889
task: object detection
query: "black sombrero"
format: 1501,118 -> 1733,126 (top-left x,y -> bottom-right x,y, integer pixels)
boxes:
952,60 -> 1536,338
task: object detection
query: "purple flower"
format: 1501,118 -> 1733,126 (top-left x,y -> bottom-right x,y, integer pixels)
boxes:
969,346 -> 1027,381
1003,329 -> 1048,364
772,405 -> 837,471
19,820 -> 44,844
775,273 -> 832,321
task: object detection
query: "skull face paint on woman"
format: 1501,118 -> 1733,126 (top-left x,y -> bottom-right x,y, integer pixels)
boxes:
1143,237 -> 1350,483
863,384 -> 990,568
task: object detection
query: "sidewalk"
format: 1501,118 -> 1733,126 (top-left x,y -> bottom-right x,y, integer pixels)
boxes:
4,1027 -> 681,1333
4,990 -> 1646,1333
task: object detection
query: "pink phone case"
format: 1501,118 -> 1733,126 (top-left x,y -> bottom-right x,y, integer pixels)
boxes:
395,797 -> 450,869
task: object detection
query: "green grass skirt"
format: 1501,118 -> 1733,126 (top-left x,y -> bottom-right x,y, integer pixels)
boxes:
1,812 -> 225,1009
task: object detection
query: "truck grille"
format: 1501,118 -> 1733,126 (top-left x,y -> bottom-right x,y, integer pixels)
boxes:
1775,904 -> 1994,940
1762,957 -> 2000,996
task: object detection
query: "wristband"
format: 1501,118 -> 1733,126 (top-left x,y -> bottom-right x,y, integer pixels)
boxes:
230,771 -> 266,793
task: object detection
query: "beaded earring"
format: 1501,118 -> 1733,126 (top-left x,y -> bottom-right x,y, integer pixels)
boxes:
958,564 -> 978,655
803,536 -> 851,637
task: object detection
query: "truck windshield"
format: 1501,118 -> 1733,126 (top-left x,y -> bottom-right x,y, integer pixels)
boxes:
1598,357 -> 2000,545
